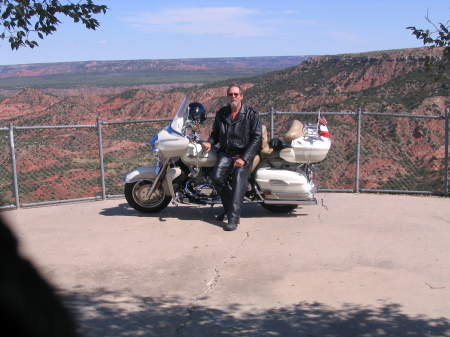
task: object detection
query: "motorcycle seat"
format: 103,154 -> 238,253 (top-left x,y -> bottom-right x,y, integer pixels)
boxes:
259,120 -> 304,159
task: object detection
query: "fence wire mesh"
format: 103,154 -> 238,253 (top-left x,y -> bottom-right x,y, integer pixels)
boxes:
12,127 -> 102,205
0,110 -> 448,210
0,129 -> 13,208
358,114 -> 446,193
101,121 -> 167,196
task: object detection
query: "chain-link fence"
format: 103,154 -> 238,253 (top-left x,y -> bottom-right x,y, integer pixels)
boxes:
1,110 -> 448,210
0,127 -> 13,208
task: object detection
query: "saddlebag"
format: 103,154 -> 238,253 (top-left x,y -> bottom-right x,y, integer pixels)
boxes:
255,167 -> 312,200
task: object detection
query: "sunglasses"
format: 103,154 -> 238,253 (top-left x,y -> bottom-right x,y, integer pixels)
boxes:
228,93 -> 240,97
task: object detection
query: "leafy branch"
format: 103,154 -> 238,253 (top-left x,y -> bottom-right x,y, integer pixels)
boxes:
407,10 -> 450,80
0,0 -> 108,50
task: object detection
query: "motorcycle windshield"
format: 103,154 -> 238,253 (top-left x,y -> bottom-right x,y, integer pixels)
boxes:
169,97 -> 189,135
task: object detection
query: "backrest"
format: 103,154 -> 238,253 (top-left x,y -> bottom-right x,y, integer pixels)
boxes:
261,124 -> 269,149
285,120 -> 304,143
260,125 -> 272,155
259,125 -> 281,160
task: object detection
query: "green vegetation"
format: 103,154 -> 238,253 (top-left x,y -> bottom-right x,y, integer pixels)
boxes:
408,12 -> 450,80
0,68 -> 280,90
0,0 -> 107,50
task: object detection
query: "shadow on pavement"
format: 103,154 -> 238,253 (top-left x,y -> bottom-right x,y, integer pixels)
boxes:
63,288 -> 450,337
99,202 -> 304,225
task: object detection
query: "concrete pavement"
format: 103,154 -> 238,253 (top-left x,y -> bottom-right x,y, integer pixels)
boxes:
3,193 -> 450,336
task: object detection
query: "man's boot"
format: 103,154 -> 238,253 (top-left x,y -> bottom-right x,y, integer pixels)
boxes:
224,220 -> 238,231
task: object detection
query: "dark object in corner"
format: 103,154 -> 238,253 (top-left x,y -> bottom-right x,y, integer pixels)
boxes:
0,215 -> 78,337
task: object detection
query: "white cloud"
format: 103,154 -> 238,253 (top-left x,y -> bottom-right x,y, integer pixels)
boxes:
122,7 -> 275,37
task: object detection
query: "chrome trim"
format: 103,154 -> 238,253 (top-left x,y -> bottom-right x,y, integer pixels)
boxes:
263,198 -> 317,205
266,192 -> 312,200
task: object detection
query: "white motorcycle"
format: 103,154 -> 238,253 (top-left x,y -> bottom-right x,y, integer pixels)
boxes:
123,97 -> 331,214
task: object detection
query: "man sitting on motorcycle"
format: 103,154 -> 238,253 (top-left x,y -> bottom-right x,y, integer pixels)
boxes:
201,84 -> 262,231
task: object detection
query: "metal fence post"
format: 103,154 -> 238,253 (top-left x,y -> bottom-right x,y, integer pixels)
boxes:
9,123 -> 20,209
444,108 -> 449,196
355,108 -> 362,193
270,107 -> 274,138
97,116 -> 106,200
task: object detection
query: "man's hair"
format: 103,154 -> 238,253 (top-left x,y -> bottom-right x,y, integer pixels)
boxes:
227,84 -> 243,95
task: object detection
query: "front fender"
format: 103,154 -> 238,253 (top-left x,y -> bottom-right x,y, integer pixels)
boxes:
123,165 -> 159,183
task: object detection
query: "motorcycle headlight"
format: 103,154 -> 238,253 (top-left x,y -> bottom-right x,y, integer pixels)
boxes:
150,147 -> 161,166
149,135 -> 162,165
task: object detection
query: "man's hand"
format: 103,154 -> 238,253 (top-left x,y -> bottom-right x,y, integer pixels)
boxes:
201,142 -> 212,152
234,158 -> 246,168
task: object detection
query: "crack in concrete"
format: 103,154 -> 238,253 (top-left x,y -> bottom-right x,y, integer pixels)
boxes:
318,197 -> 329,220
206,267 -> 220,292
321,197 -> 329,210
176,230 -> 258,335
433,215 -> 450,224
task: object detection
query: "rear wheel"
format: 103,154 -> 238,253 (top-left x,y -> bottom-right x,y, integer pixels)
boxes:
261,203 -> 298,213
124,180 -> 171,213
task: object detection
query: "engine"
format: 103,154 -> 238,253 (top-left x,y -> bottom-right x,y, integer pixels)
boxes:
184,167 -> 216,199
189,182 -> 215,198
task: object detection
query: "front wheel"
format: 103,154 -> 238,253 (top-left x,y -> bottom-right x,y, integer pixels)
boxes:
124,180 -> 171,213
261,203 -> 298,213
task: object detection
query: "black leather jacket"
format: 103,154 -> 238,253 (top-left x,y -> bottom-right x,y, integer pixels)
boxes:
207,103 -> 262,164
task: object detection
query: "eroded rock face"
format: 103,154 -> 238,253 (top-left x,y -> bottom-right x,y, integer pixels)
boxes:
0,47 -> 447,194
1,47 -> 447,124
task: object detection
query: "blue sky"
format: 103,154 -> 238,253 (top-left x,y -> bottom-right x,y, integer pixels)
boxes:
0,0 -> 449,65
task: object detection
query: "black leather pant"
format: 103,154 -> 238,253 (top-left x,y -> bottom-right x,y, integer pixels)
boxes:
212,153 -> 253,223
